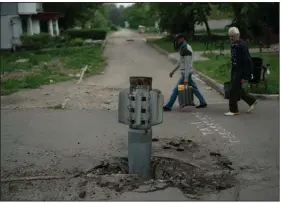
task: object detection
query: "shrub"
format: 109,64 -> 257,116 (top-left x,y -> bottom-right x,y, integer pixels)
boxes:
64,28 -> 107,40
20,33 -> 69,50
21,33 -> 52,44
20,33 -> 52,50
146,27 -> 159,33
32,46 -> 95,56
109,24 -> 118,31
69,38 -> 84,47
48,36 -> 69,48
21,33 -> 52,50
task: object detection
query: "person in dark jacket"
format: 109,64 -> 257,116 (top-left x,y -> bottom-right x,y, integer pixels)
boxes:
225,27 -> 257,116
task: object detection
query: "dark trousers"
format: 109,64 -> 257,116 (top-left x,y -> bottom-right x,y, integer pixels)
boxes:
229,75 -> 256,113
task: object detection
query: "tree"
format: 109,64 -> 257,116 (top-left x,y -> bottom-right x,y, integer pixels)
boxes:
148,3 -> 208,38
122,2 -> 279,43
95,3 -> 125,27
89,10 -> 108,28
109,5 -> 125,27
181,3 -> 212,37
42,3 -> 102,29
216,2 -> 279,40
123,3 -> 156,29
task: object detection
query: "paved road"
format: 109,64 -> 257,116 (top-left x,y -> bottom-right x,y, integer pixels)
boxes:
1,29 -> 279,201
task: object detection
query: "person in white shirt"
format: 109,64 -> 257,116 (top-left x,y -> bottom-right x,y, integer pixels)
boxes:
163,33 -> 207,111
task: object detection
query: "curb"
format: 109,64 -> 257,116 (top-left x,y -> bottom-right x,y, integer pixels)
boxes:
101,39 -> 107,51
99,39 -> 108,74
102,32 -> 111,51
146,39 -> 279,101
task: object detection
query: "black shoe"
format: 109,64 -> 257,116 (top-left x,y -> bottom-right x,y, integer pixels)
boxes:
196,104 -> 207,109
163,106 -> 172,111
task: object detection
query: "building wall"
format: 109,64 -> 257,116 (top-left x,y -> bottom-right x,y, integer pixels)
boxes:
32,19 -> 40,34
195,19 -> 232,31
1,15 -> 22,49
36,3 -> 43,12
18,3 -> 37,15
0,3 -> 18,16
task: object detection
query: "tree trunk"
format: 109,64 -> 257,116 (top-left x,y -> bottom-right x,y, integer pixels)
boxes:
231,3 -> 248,38
203,18 -> 211,38
197,7 -> 211,39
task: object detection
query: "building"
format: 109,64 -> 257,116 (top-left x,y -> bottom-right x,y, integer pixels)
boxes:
154,20 -> 159,29
138,25 -> 145,33
124,21 -> 129,29
0,2 -> 63,50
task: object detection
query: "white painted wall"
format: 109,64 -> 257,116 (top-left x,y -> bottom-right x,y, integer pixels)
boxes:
1,15 -> 22,49
124,21 -> 129,28
195,19 -> 232,31
155,21 -> 159,29
55,19 -> 60,36
18,3 -> 37,15
48,20 -> 54,36
13,17 -> 23,40
32,20 -> 40,34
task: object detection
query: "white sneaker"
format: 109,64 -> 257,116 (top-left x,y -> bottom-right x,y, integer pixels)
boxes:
247,100 -> 258,113
224,111 -> 240,116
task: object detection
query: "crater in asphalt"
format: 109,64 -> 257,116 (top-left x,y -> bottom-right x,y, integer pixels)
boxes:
84,155 -> 238,198
1,138 -> 239,200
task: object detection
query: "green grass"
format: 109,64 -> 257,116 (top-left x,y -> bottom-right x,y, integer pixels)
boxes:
194,53 -> 279,94
148,37 -> 260,53
195,28 -> 229,34
1,45 -> 105,95
1,72 -> 72,96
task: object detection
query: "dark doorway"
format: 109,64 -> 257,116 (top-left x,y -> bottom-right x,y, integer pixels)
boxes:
40,20 -> 48,33
21,18 -> 28,34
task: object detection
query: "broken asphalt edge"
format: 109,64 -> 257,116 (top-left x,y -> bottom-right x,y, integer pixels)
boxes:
101,38 -> 107,51
145,39 -> 279,101
100,38 -> 109,75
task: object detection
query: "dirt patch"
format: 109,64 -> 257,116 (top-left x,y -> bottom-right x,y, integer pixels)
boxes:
1,70 -> 34,81
80,154 -> 237,196
44,58 -> 64,68
1,156 -> 237,201
37,58 -> 81,76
